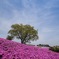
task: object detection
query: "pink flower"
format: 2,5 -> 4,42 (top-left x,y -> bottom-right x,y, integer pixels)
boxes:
0,38 -> 59,59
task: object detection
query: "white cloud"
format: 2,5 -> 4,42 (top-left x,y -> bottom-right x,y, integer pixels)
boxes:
41,28 -> 53,33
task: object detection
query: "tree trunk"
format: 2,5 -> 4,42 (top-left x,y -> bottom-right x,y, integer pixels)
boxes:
21,40 -> 26,44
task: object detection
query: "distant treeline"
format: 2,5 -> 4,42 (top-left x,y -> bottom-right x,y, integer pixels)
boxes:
37,44 -> 50,47
27,44 -> 50,47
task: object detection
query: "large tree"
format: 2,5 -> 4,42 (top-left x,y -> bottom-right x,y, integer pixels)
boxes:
7,24 -> 38,44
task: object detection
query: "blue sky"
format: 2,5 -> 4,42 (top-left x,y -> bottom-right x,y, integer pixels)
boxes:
0,0 -> 59,46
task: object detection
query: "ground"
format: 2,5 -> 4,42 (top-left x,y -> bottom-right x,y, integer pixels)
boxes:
0,38 -> 59,59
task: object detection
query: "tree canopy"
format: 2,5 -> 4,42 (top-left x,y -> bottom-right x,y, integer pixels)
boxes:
7,24 -> 39,44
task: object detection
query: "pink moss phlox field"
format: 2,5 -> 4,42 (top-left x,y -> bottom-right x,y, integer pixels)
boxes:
0,38 -> 59,59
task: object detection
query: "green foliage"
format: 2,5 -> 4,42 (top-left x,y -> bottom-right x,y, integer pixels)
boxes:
37,44 -> 50,47
49,46 -> 59,52
6,35 -> 13,40
7,24 -> 38,44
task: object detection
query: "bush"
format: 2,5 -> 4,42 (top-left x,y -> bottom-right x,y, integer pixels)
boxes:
49,46 -> 59,52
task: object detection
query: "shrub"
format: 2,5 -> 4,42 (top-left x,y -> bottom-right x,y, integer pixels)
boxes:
49,46 -> 59,52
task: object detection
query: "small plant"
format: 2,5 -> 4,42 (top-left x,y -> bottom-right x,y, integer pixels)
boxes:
49,46 -> 59,52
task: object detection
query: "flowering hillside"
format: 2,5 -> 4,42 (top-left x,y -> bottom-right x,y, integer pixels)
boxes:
0,38 -> 59,59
